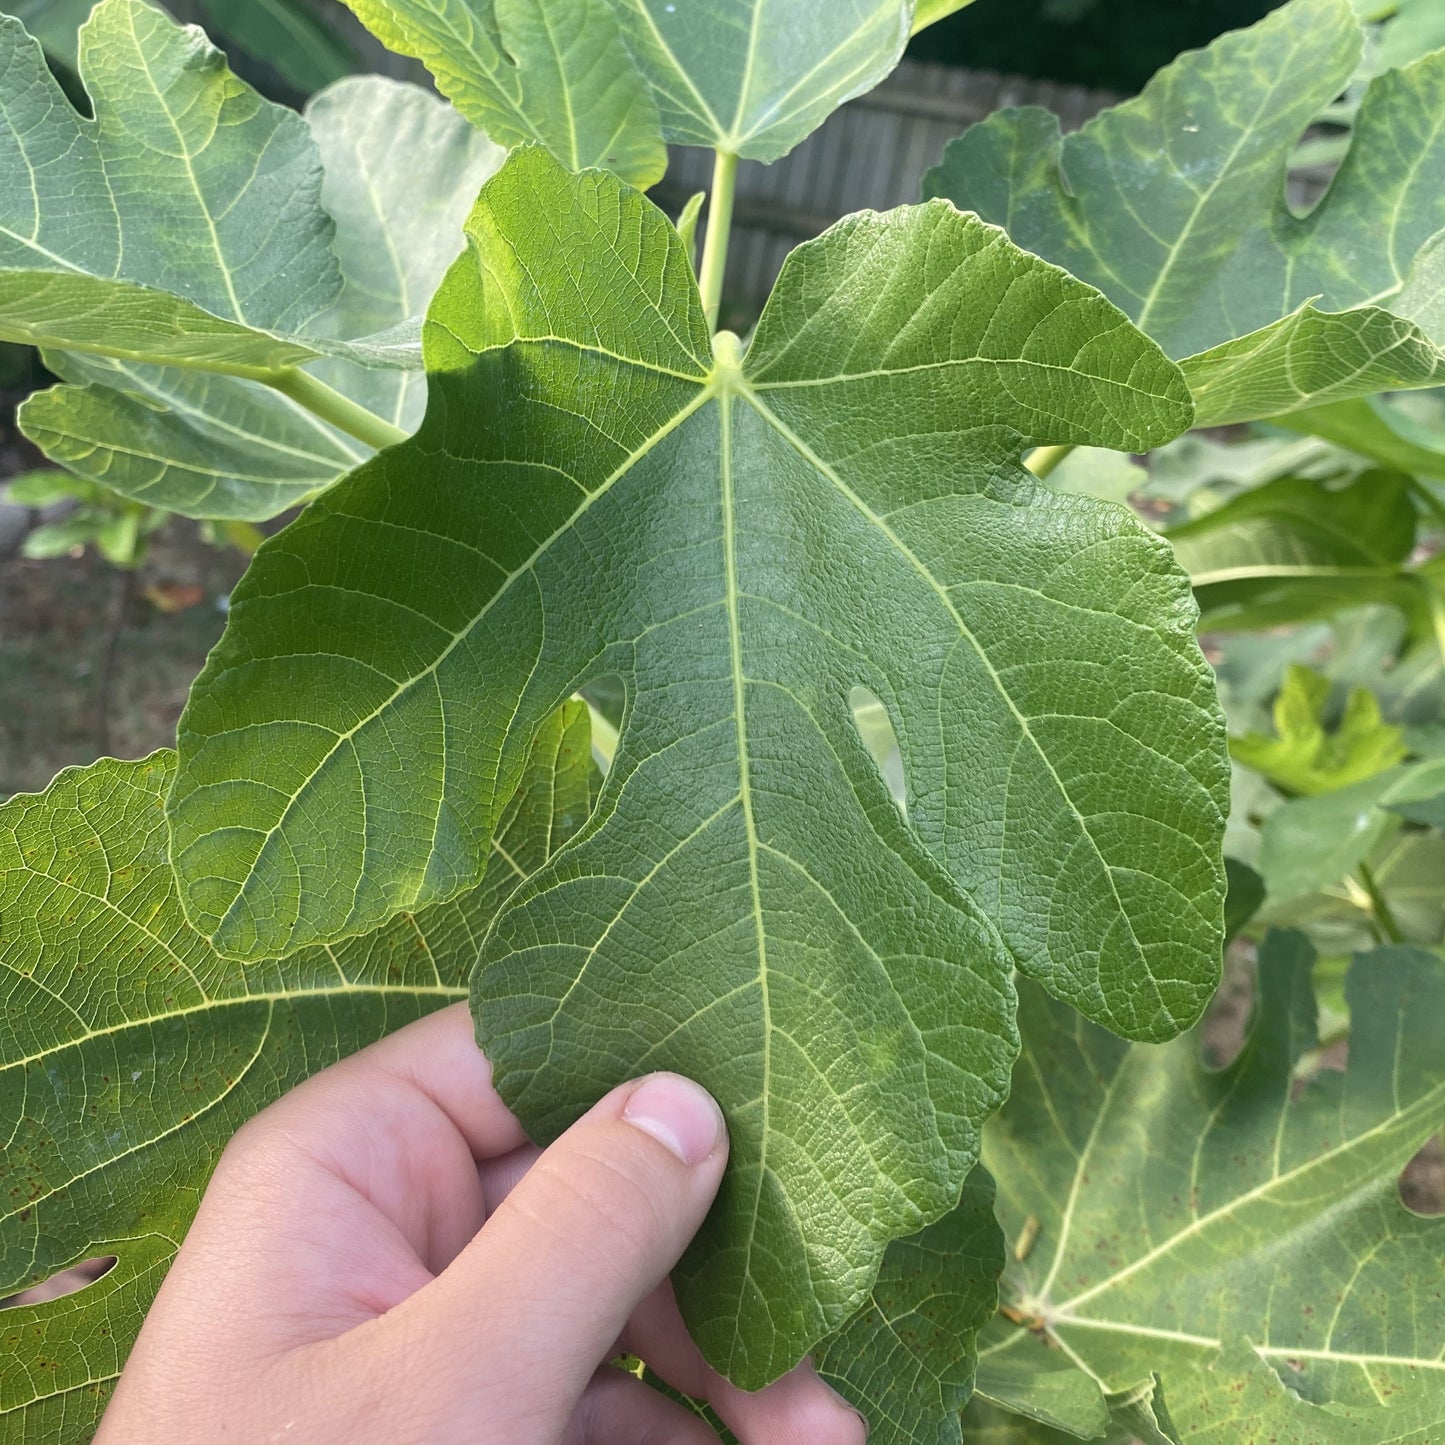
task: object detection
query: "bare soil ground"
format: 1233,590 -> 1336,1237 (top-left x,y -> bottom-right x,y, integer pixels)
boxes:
0,416 -> 245,799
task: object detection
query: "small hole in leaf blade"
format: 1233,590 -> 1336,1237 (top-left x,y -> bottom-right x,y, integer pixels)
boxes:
1400,1135 -> 1444,1216
576,675 -> 624,778
848,685 -> 906,820
0,1256 -> 117,1310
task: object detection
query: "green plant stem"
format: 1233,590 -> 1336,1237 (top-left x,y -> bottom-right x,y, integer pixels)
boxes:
1357,861 -> 1405,945
1025,443 -> 1075,479
698,149 -> 739,331
265,368 -> 409,451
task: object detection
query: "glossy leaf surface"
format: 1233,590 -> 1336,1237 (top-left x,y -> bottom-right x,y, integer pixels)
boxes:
1166,471 -> 1424,632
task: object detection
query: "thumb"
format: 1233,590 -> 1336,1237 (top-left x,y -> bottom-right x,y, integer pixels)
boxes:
378,1072 -> 729,1430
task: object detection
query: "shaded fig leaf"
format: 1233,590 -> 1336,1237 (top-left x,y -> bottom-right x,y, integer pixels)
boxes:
0,705 -> 591,1439
169,147 -> 1224,1384
812,1170 -> 1004,1444
972,1320 -> 1112,1437
0,0 -> 94,70
1387,791 -> 1445,827
197,0 -> 357,93
339,0 -> 666,185
1165,471 -> 1420,633
959,1400 -> 1120,1443
1223,857 -> 1265,943
18,76 -> 503,522
1273,395 -> 1445,479
601,0 -> 912,161
20,351 -> 371,523
924,0 -> 1445,424
980,931 -> 1445,1436
1258,755 -> 1445,901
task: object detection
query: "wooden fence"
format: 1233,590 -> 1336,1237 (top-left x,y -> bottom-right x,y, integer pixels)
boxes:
655,59 -> 1118,318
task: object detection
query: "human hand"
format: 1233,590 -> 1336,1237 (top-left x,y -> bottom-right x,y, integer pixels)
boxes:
97,1003 -> 868,1443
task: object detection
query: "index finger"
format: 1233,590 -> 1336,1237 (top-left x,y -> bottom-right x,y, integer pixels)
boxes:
274,1000 -> 530,1164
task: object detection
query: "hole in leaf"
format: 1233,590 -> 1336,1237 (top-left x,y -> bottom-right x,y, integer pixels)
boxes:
848,685 -> 906,820
0,1256 -> 117,1310
1400,1135 -> 1445,1216
575,675 -> 624,778
1286,112 -> 1349,218
1200,945 -> 1255,1069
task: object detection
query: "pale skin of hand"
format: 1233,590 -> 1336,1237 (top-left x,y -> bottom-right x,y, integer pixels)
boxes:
96,1003 -> 869,1444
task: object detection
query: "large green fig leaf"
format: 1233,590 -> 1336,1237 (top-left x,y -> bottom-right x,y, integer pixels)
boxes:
340,0 -> 666,185
924,0 -> 1445,425
978,931 -> 1445,1440
169,147 -> 1224,1382
0,705 -> 591,1440
600,0 -> 911,161
17,76 -> 503,521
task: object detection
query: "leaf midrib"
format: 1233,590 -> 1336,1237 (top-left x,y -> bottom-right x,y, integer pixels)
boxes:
718,380 -> 777,1317
121,2 -> 248,324
738,385 -> 1165,1029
